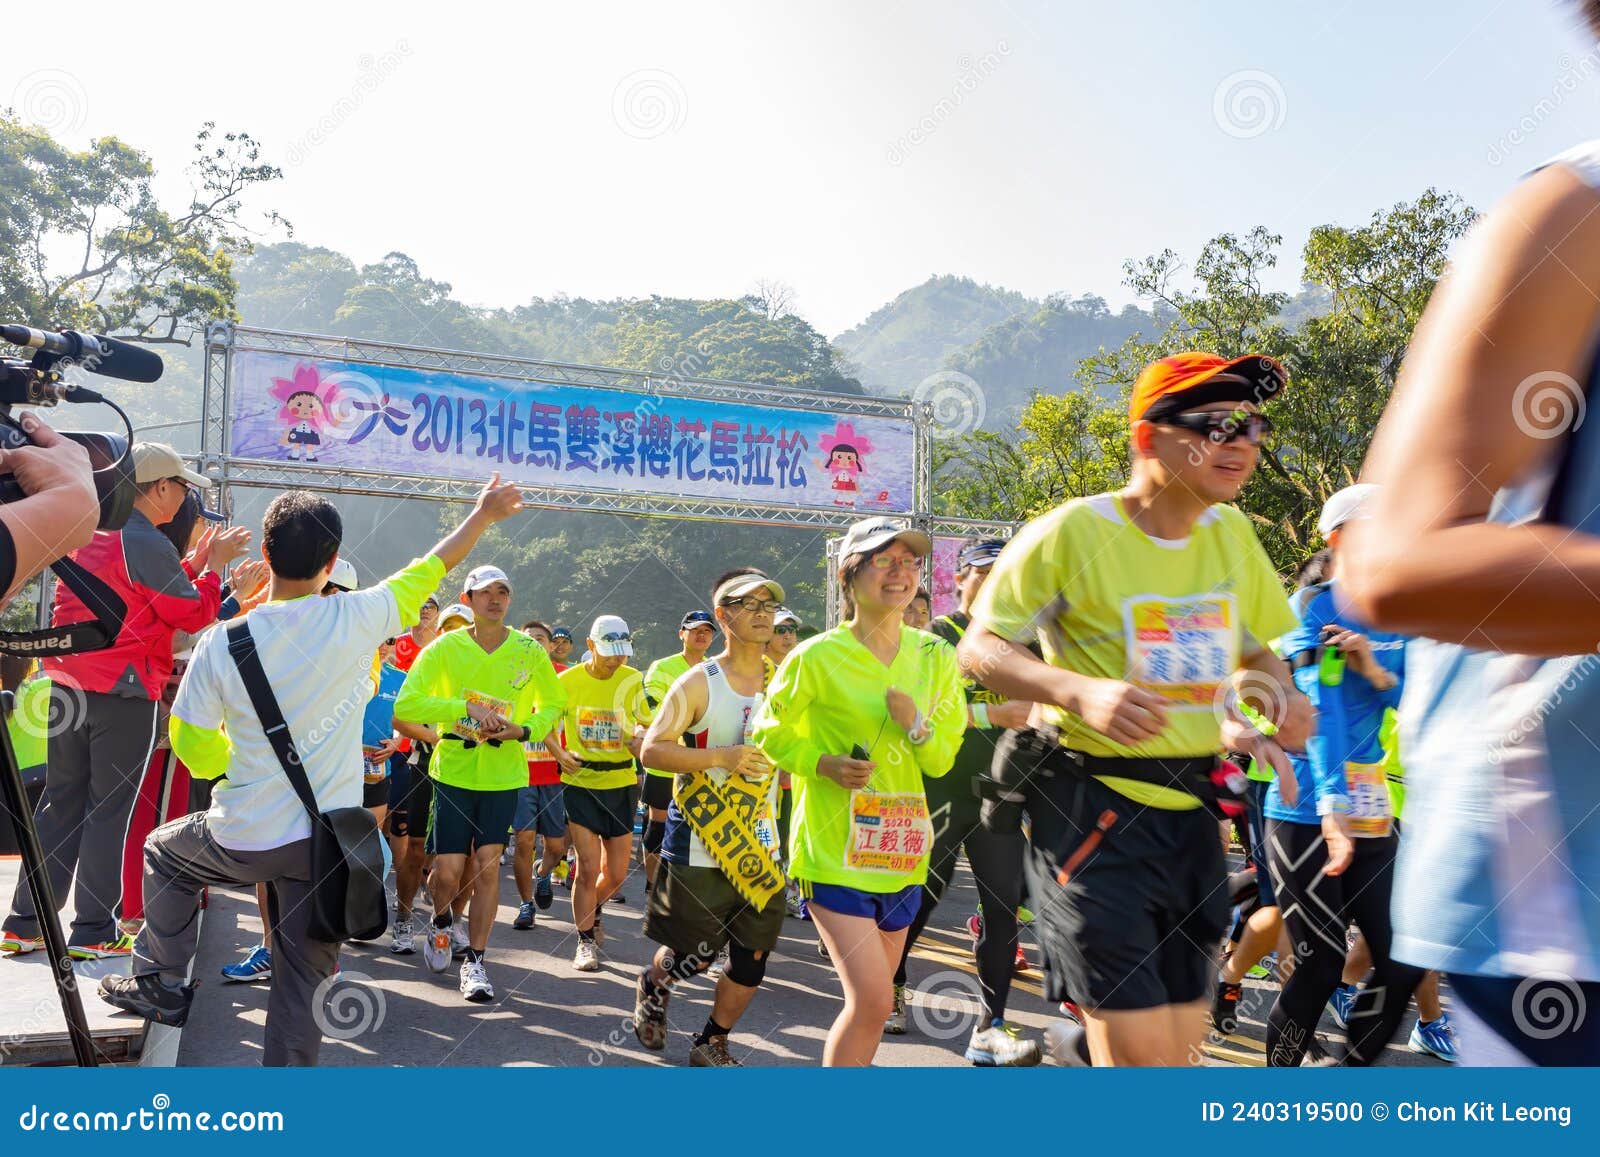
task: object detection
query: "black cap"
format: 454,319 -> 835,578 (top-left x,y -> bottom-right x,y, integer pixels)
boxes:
680,610 -> 716,631
551,626 -> 573,641
957,539 -> 1007,571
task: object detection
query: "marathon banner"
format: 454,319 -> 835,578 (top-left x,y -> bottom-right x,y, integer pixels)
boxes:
228,351 -> 917,513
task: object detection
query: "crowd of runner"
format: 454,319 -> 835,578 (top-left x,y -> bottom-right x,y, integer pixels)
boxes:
8,277 -> 1600,1067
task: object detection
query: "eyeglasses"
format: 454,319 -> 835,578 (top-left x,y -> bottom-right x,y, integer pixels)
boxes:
773,624 -> 797,635
382,637 -> 396,646
598,631 -> 632,643
866,554 -> 923,573
1159,410 -> 1273,445
722,597 -> 781,614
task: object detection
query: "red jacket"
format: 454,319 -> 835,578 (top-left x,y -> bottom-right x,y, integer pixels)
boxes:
44,511 -> 222,700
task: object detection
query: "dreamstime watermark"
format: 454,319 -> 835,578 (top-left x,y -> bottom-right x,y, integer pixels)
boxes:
886,43 -> 1011,166
1511,971 -> 1588,1040
1212,69 -> 1287,140
612,69 -> 688,140
313,970 -> 386,1040
1487,647 -> 1600,766
285,42 -> 413,166
13,677 -> 88,740
912,370 -> 986,437
907,968 -> 985,1040
9,69 -> 87,136
1512,370 -> 1586,441
1488,47 -> 1600,167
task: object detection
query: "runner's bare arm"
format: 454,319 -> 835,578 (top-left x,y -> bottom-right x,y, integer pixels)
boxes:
639,668 -> 750,773
393,719 -> 442,745
1344,163 -> 1600,654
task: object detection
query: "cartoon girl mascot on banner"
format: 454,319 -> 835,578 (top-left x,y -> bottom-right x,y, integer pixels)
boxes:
818,421 -> 873,507
269,365 -> 343,462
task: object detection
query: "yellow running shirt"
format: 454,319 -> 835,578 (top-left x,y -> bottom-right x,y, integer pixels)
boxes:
556,663 -> 651,790
973,494 -> 1297,810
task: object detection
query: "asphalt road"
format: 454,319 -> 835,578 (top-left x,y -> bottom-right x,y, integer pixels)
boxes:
173,854 -> 1444,1068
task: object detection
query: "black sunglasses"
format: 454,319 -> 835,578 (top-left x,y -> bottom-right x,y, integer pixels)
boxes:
773,624 -> 797,635
1159,410 -> 1273,445
599,631 -> 632,643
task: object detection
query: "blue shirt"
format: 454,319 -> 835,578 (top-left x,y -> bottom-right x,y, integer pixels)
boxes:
362,663 -> 406,748
1264,581 -> 1405,826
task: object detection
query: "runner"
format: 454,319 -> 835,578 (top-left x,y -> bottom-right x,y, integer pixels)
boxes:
958,351 -> 1311,1067
551,616 -> 650,971
765,608 -> 803,914
750,516 -> 965,1066
639,610 -> 717,901
385,596 -> 440,951
1257,486 -> 1422,1066
361,636 -> 406,887
510,619 -> 569,929
550,625 -> 575,665
903,586 -> 932,631
393,595 -> 440,670
631,572 -> 787,1066
392,566 -> 565,1002
437,604 -> 474,633
767,608 -> 801,665
886,538 -> 1041,1066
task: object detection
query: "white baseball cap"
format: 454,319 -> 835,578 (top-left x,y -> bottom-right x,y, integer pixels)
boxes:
1317,484 -> 1379,538
327,558 -> 358,591
838,516 -> 931,561
438,604 -> 475,630
589,614 -> 634,657
463,564 -> 512,593
713,573 -> 787,606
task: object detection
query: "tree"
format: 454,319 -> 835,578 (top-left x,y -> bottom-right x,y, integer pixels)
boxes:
0,116 -> 285,343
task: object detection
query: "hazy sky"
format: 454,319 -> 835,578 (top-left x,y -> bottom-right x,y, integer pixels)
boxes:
8,1 -> 1600,336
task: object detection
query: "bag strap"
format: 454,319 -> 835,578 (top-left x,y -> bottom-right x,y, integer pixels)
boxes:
225,620 -> 322,826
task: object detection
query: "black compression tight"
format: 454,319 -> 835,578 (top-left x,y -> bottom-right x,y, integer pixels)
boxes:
1265,821 -> 1423,1066
893,820 -> 1026,1023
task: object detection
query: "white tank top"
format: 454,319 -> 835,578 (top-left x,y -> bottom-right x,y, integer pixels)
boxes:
669,659 -> 781,867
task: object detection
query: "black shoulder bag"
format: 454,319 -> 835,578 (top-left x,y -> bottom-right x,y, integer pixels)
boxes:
225,620 -> 388,942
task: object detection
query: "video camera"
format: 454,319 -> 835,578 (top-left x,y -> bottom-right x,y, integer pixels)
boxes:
0,324 -> 159,657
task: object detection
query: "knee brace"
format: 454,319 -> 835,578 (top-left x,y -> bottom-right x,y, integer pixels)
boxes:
725,944 -> 768,988
643,817 -> 665,856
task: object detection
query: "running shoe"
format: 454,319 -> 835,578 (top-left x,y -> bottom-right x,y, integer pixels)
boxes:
633,974 -> 669,1050
1013,944 -> 1030,973
1043,1020 -> 1091,1066
390,917 -> 416,955
1,932 -> 44,955
513,901 -> 536,930
450,918 -> 471,959
534,872 -> 554,910
1016,905 -> 1034,925
1326,983 -> 1358,1031
817,938 -> 829,960
1059,1000 -> 1085,1026
884,984 -> 908,1034
965,1020 -> 1044,1067
966,913 -> 983,944
688,1036 -> 741,1067
610,891 -> 628,905
574,938 -> 600,972
422,925 -> 452,973
707,945 -> 730,979
1210,979 -> 1243,1034
220,944 -> 272,983
69,933 -> 135,960
98,972 -> 197,1028
1245,952 -> 1278,981
1301,1035 -> 1337,1067
1408,1014 -> 1459,1063
460,959 -> 494,1003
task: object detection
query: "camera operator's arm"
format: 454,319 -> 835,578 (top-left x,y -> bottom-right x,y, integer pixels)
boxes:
0,413 -> 99,606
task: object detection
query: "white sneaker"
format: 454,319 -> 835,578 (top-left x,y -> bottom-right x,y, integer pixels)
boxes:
422,923 -> 452,973
965,1020 -> 1043,1067
574,939 -> 600,972
707,945 -> 730,979
883,985 -> 907,1034
450,918 -> 471,959
390,917 -> 416,955
460,959 -> 494,1002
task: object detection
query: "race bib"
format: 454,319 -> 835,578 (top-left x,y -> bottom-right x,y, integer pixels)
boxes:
1122,593 -> 1238,710
845,791 -> 932,874
361,747 -> 387,784
1346,761 -> 1393,838
576,706 -> 624,750
457,690 -> 513,742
